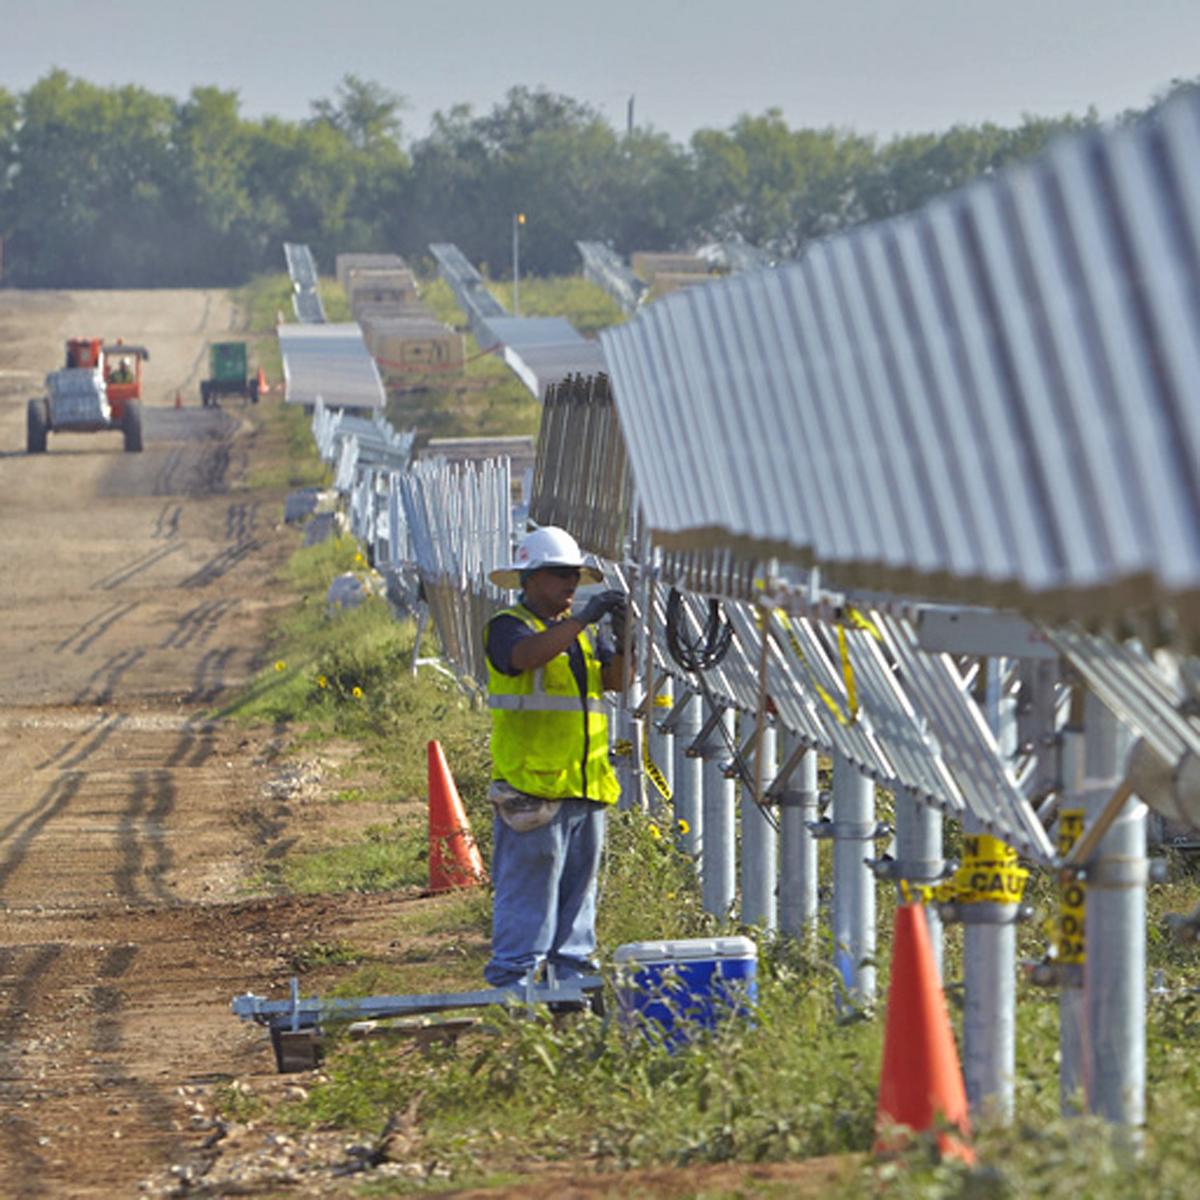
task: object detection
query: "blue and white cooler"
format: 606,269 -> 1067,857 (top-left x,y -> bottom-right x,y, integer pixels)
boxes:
613,936 -> 757,1049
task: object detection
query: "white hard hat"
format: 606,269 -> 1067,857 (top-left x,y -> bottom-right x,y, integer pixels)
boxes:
489,525 -> 603,589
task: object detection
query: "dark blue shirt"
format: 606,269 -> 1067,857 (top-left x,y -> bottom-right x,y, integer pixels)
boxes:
487,609 -> 615,695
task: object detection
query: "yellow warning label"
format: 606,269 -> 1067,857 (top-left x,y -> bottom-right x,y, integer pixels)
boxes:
1056,807 -> 1086,965
934,834 -> 1028,905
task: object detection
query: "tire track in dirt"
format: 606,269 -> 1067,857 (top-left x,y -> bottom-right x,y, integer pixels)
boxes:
0,943 -> 64,1196
0,773 -> 85,891
35,713 -> 125,769
0,288 -> 310,1194
64,602 -> 140,654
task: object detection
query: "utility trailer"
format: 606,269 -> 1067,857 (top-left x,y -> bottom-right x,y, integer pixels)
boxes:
200,341 -> 259,407
27,337 -> 149,454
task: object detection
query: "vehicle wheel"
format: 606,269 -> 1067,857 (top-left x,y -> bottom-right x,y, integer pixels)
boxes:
201,381 -> 211,407
26,398 -> 48,453
249,380 -> 259,404
123,401 -> 143,452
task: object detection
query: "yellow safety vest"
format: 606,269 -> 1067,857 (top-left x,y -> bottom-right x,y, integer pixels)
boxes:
485,604 -> 621,805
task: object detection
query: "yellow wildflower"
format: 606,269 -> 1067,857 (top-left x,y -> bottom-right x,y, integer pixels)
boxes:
274,660 -> 286,672
677,818 -> 690,836
352,686 -> 364,700
647,823 -> 661,840
316,675 -> 328,689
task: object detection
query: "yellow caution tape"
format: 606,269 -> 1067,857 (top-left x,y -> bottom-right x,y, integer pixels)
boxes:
611,739 -> 672,804
643,752 -> 672,803
772,610 -> 852,727
845,606 -> 883,641
836,623 -> 859,721
1055,807 -> 1086,965
933,833 -> 1029,905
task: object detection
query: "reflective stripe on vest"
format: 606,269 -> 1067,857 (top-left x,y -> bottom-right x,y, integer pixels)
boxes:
489,694 -> 598,712
486,603 -> 620,805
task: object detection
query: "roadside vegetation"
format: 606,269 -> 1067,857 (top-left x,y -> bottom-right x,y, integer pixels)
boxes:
219,276 -> 1200,1196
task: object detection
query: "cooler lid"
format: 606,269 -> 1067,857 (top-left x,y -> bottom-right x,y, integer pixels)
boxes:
612,936 -> 756,964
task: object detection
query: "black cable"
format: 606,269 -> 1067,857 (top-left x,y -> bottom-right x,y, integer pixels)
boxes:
665,588 -> 733,672
664,589 -> 780,832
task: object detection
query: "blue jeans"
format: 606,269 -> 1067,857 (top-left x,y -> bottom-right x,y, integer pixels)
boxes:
484,798 -> 606,987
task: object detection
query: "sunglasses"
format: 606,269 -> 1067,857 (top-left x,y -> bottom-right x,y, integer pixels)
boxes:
545,567 -> 582,580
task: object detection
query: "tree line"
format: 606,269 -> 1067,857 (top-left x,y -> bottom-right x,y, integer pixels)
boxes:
0,69 -> 1184,288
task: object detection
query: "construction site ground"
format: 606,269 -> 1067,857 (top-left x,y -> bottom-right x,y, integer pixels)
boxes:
0,288 -> 851,1199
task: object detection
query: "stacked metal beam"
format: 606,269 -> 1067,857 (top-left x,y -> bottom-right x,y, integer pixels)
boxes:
576,241 -> 647,315
430,242 -> 604,398
279,324 -> 385,410
284,243 -> 326,323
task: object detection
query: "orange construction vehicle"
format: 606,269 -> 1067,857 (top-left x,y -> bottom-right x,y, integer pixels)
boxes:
27,337 -> 150,454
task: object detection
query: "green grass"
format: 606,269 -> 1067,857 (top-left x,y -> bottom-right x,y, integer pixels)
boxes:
245,399 -> 332,491
232,272 -> 289,378
317,276 -> 352,322
264,817 -> 428,896
484,273 -> 626,335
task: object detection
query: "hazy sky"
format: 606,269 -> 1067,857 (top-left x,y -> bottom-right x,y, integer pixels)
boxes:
3,0 -> 1196,142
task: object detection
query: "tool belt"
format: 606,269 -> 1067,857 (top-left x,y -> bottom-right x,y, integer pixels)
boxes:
489,780 -> 561,833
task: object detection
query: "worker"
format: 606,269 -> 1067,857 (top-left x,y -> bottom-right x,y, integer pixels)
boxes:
110,357 -> 133,383
483,525 -> 629,988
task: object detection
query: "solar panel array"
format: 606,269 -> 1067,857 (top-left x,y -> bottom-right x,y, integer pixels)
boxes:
600,89 -> 1200,644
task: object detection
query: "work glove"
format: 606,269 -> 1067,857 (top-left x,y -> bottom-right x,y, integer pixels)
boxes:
609,598 -> 628,646
575,588 -> 626,627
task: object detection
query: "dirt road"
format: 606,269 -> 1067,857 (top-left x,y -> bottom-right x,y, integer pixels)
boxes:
0,289 -> 310,1195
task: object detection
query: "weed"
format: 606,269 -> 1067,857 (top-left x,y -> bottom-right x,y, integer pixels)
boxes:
212,1080 -> 266,1123
288,939 -> 364,972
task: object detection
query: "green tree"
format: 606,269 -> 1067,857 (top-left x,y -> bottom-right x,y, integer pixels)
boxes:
310,74 -> 407,155
7,70 -> 175,285
164,86 -> 272,284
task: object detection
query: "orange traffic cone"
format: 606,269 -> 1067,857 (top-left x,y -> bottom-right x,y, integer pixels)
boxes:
876,904 -> 974,1164
256,367 -> 269,395
427,740 -> 486,892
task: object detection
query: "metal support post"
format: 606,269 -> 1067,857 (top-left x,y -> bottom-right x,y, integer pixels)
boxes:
740,721 -> 778,930
893,788 -> 944,980
1058,717 -> 1087,1115
613,701 -> 640,811
647,675 -> 674,806
777,732 -> 819,939
962,811 -> 1017,1122
831,752 -> 876,1006
698,705 -> 737,919
669,687 -> 703,858
1082,691 -> 1144,1129
963,658 -> 1018,1121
